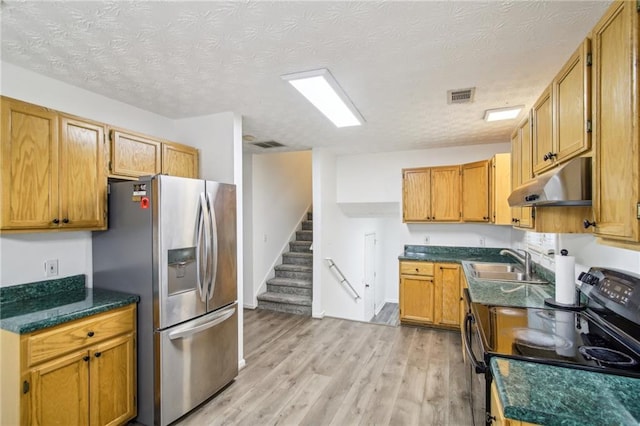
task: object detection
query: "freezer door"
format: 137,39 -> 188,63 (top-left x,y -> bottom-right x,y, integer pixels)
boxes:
206,182 -> 237,311
156,175 -> 207,329
157,304 -> 238,426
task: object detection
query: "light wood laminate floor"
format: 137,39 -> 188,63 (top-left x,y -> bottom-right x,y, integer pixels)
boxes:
370,302 -> 400,326
176,308 -> 472,426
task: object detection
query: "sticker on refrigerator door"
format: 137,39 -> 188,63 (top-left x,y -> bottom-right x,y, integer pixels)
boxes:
132,183 -> 147,202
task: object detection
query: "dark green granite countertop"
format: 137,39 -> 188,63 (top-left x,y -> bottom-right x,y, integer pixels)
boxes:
462,261 -> 555,308
399,245 -> 514,263
0,275 -> 139,334
491,357 -> 640,426
399,245 -> 556,308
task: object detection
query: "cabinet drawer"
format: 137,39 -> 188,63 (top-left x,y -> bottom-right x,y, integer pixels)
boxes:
27,305 -> 135,366
400,261 -> 434,276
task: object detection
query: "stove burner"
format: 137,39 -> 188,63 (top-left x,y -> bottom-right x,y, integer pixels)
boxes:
578,346 -> 638,367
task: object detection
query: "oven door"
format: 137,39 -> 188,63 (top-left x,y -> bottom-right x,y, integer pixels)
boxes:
462,291 -> 489,426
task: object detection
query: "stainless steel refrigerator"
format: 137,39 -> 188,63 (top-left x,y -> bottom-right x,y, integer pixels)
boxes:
92,175 -> 238,426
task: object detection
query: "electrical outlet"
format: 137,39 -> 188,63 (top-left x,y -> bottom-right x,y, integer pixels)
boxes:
45,259 -> 59,277
479,237 -> 486,247
424,236 -> 430,244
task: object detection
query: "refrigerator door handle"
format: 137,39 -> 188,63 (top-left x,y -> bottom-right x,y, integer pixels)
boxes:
168,305 -> 236,340
206,191 -> 219,302
196,192 -> 212,303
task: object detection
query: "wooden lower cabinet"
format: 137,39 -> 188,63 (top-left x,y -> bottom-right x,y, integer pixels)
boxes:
0,305 -> 136,426
399,261 -> 461,328
491,382 -> 539,426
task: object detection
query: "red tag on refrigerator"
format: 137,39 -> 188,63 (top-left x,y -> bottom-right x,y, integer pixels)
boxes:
140,197 -> 150,209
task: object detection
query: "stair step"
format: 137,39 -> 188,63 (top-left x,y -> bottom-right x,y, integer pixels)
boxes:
296,230 -> 313,241
307,212 -> 313,221
283,251 -> 312,266
257,291 -> 312,306
267,277 -> 312,296
274,264 -> 312,280
302,220 -> 313,230
257,300 -> 312,316
289,241 -> 312,253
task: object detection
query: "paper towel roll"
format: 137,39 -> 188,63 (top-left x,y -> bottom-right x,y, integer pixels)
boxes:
555,254 -> 576,305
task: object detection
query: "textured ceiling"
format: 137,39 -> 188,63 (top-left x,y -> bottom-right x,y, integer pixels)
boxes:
1,1 -> 612,154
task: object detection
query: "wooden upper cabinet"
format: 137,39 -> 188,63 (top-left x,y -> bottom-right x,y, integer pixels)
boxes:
109,129 -> 162,179
461,160 -> 489,222
591,1 -> 639,244
162,141 -> 199,178
1,98 -> 59,230
402,168 -> 432,222
1,98 -> 107,232
532,85 -> 554,174
431,165 -> 461,221
554,39 -> 591,164
510,115 -> 535,229
59,115 -> 107,229
491,153 -> 512,225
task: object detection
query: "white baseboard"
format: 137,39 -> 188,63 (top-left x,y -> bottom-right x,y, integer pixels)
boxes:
386,298 -> 399,304
243,302 -> 257,309
238,358 -> 246,370
312,310 -> 325,319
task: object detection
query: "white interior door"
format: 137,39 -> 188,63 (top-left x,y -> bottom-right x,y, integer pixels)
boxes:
364,233 -> 376,321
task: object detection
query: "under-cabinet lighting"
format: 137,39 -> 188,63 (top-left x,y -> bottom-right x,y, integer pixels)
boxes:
281,68 -> 364,128
484,106 -> 524,122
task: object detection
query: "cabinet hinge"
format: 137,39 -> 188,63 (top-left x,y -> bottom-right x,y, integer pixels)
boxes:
637,0 -> 640,12
586,53 -> 592,67
108,160 -> 112,171
637,203 -> 640,219
22,380 -> 29,394
586,120 -> 592,133
109,129 -> 114,141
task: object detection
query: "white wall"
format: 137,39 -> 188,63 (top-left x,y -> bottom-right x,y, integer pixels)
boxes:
245,151 -> 312,307
0,62 -> 178,287
512,231 -> 640,278
328,143 -> 514,311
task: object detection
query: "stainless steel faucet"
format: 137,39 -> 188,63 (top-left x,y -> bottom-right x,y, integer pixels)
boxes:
500,249 -> 532,277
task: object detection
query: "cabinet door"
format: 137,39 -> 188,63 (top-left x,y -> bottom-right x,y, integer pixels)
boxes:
1,97 -> 59,230
435,263 -> 461,327
510,129 -> 522,225
403,169 -> 431,222
519,117 -> 535,229
431,165 -> 461,221
89,334 -> 136,426
400,276 -> 435,323
162,142 -> 199,178
109,129 -> 162,178
532,85 -> 554,174
555,39 -> 591,164
461,160 -> 489,222
59,116 -> 107,229
492,153 -> 512,225
31,350 -> 90,426
592,1 -> 639,242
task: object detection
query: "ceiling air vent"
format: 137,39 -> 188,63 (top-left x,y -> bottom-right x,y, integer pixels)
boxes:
251,141 -> 285,149
447,87 -> 476,104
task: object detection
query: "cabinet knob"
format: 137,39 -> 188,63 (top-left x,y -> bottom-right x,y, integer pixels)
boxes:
94,352 -> 102,358
83,356 -> 90,362
22,380 -> 30,394
62,218 -> 69,224
415,268 -> 419,272
52,218 -> 59,224
543,152 -> 557,161
583,219 -> 597,229
87,331 -> 95,337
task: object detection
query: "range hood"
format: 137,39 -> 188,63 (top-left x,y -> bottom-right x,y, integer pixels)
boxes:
508,157 -> 592,207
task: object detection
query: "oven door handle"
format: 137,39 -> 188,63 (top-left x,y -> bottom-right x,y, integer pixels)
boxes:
462,312 -> 487,374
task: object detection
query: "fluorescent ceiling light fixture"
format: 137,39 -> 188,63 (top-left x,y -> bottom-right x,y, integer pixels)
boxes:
484,106 -> 524,122
281,68 -> 364,128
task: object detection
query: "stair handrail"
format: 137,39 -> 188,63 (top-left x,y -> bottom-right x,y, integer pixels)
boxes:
324,258 -> 361,300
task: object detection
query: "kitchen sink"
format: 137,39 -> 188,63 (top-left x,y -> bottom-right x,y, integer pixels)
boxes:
469,263 -> 548,284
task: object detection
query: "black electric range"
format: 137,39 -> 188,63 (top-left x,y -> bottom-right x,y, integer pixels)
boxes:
468,267 -> 640,378
462,267 -> 640,426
